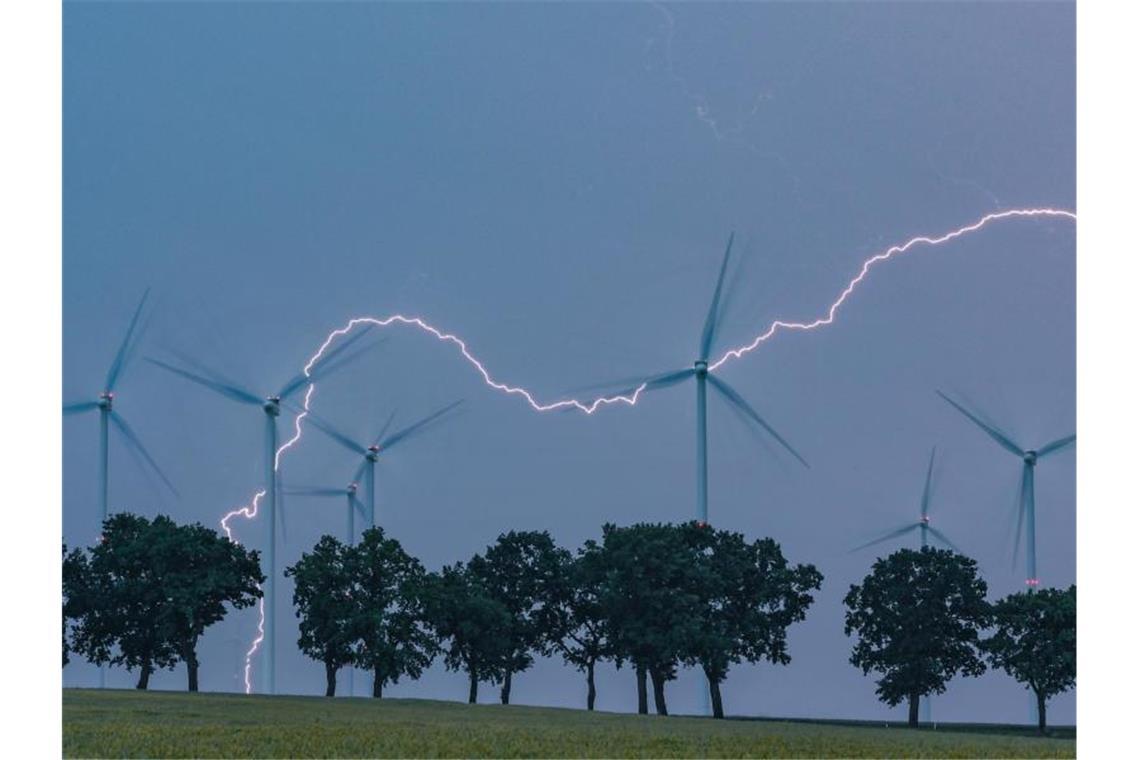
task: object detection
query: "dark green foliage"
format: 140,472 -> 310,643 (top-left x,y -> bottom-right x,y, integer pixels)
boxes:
162,522 -> 263,691
984,585 -> 1076,733
596,523 -> 701,715
844,547 -> 990,726
64,514 -> 183,688
683,524 -> 823,718
469,530 -> 570,704
348,527 -> 438,697
423,562 -> 512,703
285,536 -> 356,697
543,541 -> 611,710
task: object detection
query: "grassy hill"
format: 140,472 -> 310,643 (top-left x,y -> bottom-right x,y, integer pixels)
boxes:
62,688 -> 1075,758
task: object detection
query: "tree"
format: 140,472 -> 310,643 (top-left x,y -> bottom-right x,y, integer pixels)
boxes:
285,535 -> 355,697
347,527 -> 438,698
423,562 -> 511,704
163,522 -> 263,691
597,523 -> 701,715
844,547 -> 990,726
683,525 -> 822,718
65,514 -> 184,689
62,543 -> 86,668
543,540 -> 611,710
983,585 -> 1075,734
469,530 -> 568,704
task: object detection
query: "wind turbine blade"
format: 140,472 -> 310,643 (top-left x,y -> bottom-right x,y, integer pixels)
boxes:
1037,434 -> 1076,458
351,459 -> 369,487
105,288 -> 151,392
280,485 -> 345,497
920,447 -> 936,518
698,234 -> 735,361
936,391 -> 1024,457
63,401 -> 99,416
109,411 -> 178,497
351,493 -> 367,519
605,367 -> 697,399
370,410 -> 398,447
380,400 -> 464,451
926,526 -> 961,554
707,375 -> 809,468
147,357 -> 263,406
300,409 -> 366,456
849,524 -> 918,554
279,328 -> 380,400
1011,464 -> 1029,571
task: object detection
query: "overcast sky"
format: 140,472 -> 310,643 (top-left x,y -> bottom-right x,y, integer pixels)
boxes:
63,1 -> 1075,723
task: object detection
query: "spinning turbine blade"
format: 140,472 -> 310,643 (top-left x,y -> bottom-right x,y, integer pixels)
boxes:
279,328 -> 380,400
936,391 -> 1024,457
350,492 -> 367,519
379,400 -> 464,451
281,485 -> 345,497
607,367 -> 697,398
1037,434 -> 1076,458
105,288 -> 151,392
927,526 -> 961,554
147,357 -> 264,406
850,524 -> 917,553
370,410 -> 398,447
109,411 -> 178,497
351,459 -> 369,486
699,234 -> 735,362
301,410 -> 367,456
63,401 -> 99,415
707,375 -> 809,468
920,447 -> 936,518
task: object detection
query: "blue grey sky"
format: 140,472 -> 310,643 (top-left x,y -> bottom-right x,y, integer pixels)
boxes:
63,1 -> 1075,723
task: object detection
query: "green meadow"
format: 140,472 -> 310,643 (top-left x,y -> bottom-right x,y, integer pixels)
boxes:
63,688 -> 1075,758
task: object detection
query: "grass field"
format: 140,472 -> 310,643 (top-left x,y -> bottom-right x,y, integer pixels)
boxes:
63,688 -> 1075,758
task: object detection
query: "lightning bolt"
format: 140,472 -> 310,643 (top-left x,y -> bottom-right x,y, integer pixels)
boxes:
223,206 -> 1075,693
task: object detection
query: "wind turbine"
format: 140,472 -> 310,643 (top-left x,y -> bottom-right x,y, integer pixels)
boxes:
63,288 -> 177,688
850,447 -> 960,555
146,328 -> 376,695
596,234 -> 809,526
936,390 -> 1075,590
300,400 -> 463,530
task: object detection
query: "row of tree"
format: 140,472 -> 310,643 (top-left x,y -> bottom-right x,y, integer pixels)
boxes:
62,514 -> 1075,731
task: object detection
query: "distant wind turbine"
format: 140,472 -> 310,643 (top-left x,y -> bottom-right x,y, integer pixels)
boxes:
850,447 -> 960,555
594,234 -> 809,526
146,327 -> 377,695
63,288 -> 177,689
936,390 -> 1075,589
301,400 -> 463,531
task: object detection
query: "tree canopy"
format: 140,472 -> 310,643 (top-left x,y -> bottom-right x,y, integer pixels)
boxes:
844,547 -> 990,726
983,585 -> 1076,733
285,535 -> 356,697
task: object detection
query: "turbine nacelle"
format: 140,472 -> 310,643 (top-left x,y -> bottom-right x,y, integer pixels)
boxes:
694,360 -> 708,377
1024,450 -> 1038,466
98,391 -> 114,410
367,444 -> 380,461
263,396 -> 281,416
920,515 -> 931,525
347,482 -> 358,494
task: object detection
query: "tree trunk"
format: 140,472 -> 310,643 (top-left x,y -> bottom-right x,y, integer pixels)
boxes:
907,691 -> 920,727
324,661 -> 338,697
705,667 -> 725,720
636,663 -> 648,715
586,660 -> 596,711
1036,690 -> 1047,734
372,671 -> 383,698
468,670 -> 479,704
500,669 -> 512,705
650,667 -> 668,716
136,659 -> 152,690
184,639 -> 200,692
